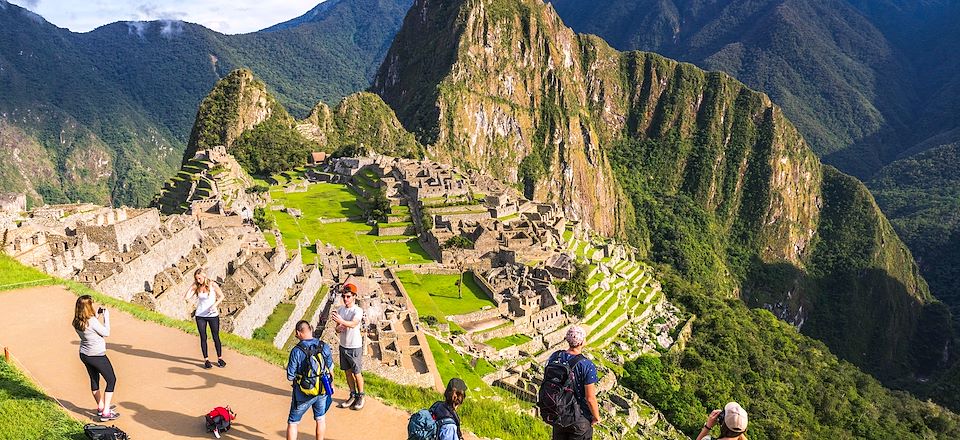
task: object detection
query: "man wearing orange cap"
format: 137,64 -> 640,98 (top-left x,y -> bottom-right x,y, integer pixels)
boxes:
331,282 -> 365,410
697,401 -> 748,440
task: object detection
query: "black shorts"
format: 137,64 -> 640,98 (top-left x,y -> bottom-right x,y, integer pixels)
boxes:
552,419 -> 593,440
339,346 -> 363,373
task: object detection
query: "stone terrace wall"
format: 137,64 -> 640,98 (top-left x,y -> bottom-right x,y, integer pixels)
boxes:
228,252 -> 305,338
273,265 -> 323,348
152,232 -> 244,320
77,210 -> 161,252
93,221 -> 202,301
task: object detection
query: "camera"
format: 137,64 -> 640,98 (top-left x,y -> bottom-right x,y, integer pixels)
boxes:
716,410 -> 725,428
97,307 -> 105,315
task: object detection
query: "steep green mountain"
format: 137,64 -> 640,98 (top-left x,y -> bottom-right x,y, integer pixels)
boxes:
0,0 -> 412,207
156,69 -> 419,212
870,143 -> 960,322
547,0 -> 960,179
371,0 -> 956,422
547,0 -> 960,392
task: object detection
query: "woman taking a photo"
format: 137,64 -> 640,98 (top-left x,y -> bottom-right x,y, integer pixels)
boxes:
186,268 -> 226,369
72,295 -> 119,421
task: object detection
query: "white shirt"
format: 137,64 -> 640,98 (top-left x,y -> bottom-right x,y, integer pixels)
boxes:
194,286 -> 219,318
337,304 -> 364,349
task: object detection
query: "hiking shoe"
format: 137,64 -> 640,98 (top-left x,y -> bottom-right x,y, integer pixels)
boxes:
100,411 -> 120,422
204,360 -> 213,369
217,359 -> 227,368
351,394 -> 365,410
338,394 -> 356,409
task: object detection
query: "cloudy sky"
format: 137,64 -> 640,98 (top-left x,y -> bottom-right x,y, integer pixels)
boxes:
6,0 -> 325,34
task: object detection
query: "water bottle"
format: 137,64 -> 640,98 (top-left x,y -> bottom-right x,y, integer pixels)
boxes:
321,372 -> 334,396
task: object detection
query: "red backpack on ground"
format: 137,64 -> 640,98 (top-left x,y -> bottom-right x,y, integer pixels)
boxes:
204,406 -> 236,438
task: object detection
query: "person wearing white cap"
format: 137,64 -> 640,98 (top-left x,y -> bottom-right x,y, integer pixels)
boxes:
543,325 -> 600,440
696,401 -> 748,440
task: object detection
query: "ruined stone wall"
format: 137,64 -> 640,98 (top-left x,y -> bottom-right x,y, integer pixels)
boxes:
112,210 -> 161,252
273,265 -> 323,348
93,221 -> 202,301
42,236 -> 100,278
228,251 -> 304,338
448,307 -> 502,326
377,224 -> 416,236
152,232 -> 244,320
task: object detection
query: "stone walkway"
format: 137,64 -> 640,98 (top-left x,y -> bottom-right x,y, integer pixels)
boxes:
0,286 -> 411,439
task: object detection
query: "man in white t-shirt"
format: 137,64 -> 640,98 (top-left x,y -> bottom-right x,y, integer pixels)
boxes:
331,282 -> 365,410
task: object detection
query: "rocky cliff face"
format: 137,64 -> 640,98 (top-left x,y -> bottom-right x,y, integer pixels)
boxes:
373,0 -> 819,259
373,0 -> 942,377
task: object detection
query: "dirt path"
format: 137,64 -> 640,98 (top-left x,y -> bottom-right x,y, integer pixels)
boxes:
0,286 -> 411,439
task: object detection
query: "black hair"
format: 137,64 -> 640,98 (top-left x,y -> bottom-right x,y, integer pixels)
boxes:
295,320 -> 313,333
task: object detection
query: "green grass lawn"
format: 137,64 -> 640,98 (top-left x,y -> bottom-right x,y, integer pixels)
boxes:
395,271 -> 494,327
484,334 -> 532,350
252,302 -> 296,342
0,359 -> 85,439
427,335 -> 498,397
0,253 -> 54,291
267,183 -> 432,264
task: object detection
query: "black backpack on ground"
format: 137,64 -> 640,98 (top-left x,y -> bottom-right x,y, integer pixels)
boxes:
537,351 -> 586,427
84,423 -> 129,440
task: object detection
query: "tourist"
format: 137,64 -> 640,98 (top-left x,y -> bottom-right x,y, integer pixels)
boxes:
434,378 -> 467,440
696,402 -> 748,440
546,325 -> 600,440
72,295 -> 120,422
331,282 -> 365,410
185,268 -> 226,369
286,320 -> 334,440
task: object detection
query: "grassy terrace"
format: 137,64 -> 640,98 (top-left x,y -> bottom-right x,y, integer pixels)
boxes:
396,271 -> 493,331
267,182 -> 431,265
484,334 -> 532,350
0,254 -> 54,291
252,302 -> 295,342
284,285 -> 330,350
0,359 -> 85,440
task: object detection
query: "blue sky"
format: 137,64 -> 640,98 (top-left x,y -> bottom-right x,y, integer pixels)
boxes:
6,0 -> 325,34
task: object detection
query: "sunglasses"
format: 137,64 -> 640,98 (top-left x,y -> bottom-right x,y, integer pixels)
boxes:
341,293 -> 354,297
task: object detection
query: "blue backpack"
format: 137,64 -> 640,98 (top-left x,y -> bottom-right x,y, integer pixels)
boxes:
407,404 -> 458,440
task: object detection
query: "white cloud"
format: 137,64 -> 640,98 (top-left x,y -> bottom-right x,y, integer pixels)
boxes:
6,0 -> 326,34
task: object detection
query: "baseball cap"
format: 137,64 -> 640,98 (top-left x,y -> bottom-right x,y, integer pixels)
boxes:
342,283 -> 358,294
723,402 -> 748,433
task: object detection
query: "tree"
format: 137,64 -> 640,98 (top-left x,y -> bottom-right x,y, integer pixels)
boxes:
365,187 -> 391,222
444,236 -> 474,299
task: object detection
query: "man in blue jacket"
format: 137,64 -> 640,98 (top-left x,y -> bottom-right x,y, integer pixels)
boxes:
286,320 -> 334,440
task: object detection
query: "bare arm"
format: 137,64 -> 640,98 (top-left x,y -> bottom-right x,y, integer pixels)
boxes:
185,285 -> 196,301
585,383 -> 600,424
213,283 -> 224,307
696,410 -> 722,440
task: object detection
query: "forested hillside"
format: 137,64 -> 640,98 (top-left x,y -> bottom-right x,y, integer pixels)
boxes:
0,0 -> 411,207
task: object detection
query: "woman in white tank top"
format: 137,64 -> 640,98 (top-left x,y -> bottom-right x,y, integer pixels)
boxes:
185,268 -> 226,369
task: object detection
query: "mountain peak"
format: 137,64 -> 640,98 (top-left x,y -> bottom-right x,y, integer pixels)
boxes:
259,0 -> 344,32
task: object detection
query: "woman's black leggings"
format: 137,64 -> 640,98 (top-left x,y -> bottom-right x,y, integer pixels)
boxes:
79,353 -> 117,392
196,316 -> 223,358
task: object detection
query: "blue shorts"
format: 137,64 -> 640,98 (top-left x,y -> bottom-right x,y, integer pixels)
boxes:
287,394 -> 332,424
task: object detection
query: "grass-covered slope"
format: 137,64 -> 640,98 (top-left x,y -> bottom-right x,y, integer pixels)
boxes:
0,359 -> 85,440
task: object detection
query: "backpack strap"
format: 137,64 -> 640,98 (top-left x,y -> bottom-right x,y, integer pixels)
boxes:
566,354 -> 586,369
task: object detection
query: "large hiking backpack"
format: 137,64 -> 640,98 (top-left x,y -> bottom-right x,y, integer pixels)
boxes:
537,352 -> 586,427
83,423 -> 129,440
295,342 -> 332,397
407,405 -> 458,440
204,406 -> 236,439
